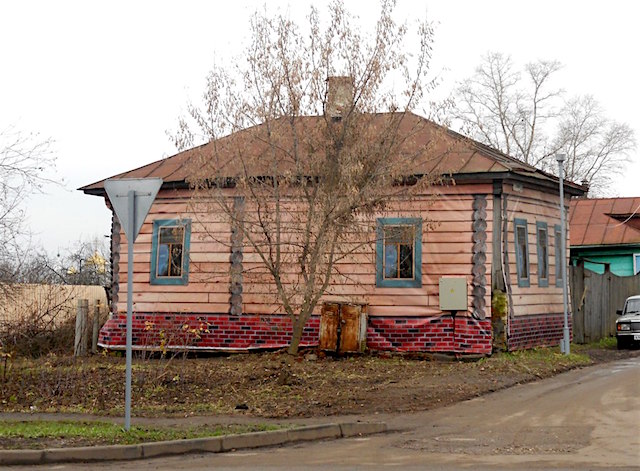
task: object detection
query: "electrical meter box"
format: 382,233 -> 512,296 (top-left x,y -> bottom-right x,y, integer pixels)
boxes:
439,277 -> 468,311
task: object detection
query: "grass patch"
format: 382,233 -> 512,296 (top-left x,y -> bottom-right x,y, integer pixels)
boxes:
0,420 -> 283,449
594,336 -> 616,349
479,346 -> 592,370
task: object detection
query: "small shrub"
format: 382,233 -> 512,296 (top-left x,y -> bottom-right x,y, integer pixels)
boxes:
0,285 -> 89,358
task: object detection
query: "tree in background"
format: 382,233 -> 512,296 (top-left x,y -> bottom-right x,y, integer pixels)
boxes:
449,52 -> 636,195
0,126 -> 56,242
0,126 -> 56,292
554,95 -> 635,192
173,0 -> 442,354
62,237 -> 110,287
0,125 -> 109,290
0,236 -> 109,288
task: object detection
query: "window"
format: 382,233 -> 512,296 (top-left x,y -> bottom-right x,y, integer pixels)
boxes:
536,222 -> 549,287
555,225 -> 563,287
376,218 -> 422,288
150,219 -> 191,285
634,253 -> 640,275
514,218 -> 530,287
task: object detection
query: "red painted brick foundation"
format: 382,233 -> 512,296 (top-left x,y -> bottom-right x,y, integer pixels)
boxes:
508,313 -> 572,351
99,313 -> 493,354
98,313 -> 320,351
368,316 -> 492,354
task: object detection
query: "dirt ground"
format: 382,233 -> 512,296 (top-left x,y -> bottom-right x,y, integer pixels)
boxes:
2,343 -> 638,423
2,344 -> 639,449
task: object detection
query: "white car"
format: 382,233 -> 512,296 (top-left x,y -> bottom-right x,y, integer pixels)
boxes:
616,295 -> 640,349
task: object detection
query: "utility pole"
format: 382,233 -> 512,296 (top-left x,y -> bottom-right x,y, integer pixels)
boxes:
556,154 -> 570,355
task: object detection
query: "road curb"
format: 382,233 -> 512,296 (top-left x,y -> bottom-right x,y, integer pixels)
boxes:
0,421 -> 387,465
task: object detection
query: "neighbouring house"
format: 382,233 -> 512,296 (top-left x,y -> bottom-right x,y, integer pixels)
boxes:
81,92 -> 585,355
570,197 -> 640,276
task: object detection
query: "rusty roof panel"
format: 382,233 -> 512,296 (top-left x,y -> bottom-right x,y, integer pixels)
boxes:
611,197 -> 634,214
571,202 -> 595,226
590,199 -> 615,223
570,197 -> 640,247
570,223 -> 587,246
581,223 -> 607,246
604,221 -> 629,245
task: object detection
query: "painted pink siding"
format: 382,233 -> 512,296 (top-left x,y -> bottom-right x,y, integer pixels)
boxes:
100,183 -> 494,354
504,183 -> 571,349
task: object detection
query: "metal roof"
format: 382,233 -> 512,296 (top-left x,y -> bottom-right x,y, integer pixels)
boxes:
80,112 -> 585,196
570,197 -> 640,247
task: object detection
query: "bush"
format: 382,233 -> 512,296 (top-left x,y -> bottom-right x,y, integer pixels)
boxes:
1,316 -> 76,358
0,284 -> 95,357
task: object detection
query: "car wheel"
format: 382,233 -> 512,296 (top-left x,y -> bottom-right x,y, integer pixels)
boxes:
617,337 -> 628,350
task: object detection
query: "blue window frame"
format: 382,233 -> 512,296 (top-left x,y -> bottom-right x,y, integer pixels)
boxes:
555,224 -> 563,287
514,218 -> 530,287
376,218 -> 422,288
536,221 -> 549,287
150,219 -> 191,285
634,253 -> 640,275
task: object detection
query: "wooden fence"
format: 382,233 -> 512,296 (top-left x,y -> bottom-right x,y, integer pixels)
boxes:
0,284 -> 107,327
570,262 -> 640,343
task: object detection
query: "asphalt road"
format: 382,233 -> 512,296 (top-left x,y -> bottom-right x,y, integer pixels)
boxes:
15,357 -> 640,470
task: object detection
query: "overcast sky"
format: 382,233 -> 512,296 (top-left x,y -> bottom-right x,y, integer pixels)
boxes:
1,0 -> 638,256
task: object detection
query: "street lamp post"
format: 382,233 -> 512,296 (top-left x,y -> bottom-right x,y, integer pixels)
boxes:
556,154 -> 570,355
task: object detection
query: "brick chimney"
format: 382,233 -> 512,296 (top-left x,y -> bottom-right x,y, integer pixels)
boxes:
579,179 -> 590,198
325,76 -> 354,120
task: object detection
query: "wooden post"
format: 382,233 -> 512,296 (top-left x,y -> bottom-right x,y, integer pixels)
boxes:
92,299 -> 101,354
75,299 -> 89,356
570,261 -> 585,344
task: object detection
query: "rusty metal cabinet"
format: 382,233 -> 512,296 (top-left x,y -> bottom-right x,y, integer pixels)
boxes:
319,302 -> 367,353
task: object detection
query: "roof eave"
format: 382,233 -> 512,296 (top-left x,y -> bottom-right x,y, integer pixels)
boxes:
571,242 -> 640,250
80,180 -> 192,198
449,171 -> 586,196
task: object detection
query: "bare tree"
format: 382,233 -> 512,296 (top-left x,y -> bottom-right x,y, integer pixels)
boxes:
0,125 -> 57,290
0,126 -> 56,240
174,0 -> 444,354
0,236 -> 109,288
2,250 -> 61,285
553,95 -> 635,194
449,52 -> 635,194
61,236 -> 110,287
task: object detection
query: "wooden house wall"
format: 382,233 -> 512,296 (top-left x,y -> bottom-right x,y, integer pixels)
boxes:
115,184 -> 493,320
503,183 -> 570,318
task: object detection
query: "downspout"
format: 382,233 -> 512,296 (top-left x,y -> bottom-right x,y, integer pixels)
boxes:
502,191 -> 515,345
491,181 -> 509,350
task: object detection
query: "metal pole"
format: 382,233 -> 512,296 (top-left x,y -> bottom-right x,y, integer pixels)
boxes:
125,190 -> 135,430
557,155 -> 570,355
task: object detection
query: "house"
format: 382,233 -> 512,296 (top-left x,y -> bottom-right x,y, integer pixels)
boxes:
570,197 -> 640,276
81,97 -> 585,354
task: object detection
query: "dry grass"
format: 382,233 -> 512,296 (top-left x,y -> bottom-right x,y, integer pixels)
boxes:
1,344 -> 634,420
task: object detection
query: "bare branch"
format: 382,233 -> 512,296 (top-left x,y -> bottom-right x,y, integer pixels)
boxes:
447,53 -> 635,192
172,0 -> 442,354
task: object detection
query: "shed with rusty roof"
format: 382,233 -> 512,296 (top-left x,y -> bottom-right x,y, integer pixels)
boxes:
570,197 -> 640,276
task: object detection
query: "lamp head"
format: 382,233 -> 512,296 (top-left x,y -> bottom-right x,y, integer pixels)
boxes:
555,154 -> 566,163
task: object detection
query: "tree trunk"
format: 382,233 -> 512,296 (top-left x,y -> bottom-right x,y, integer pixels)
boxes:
287,315 -> 308,355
